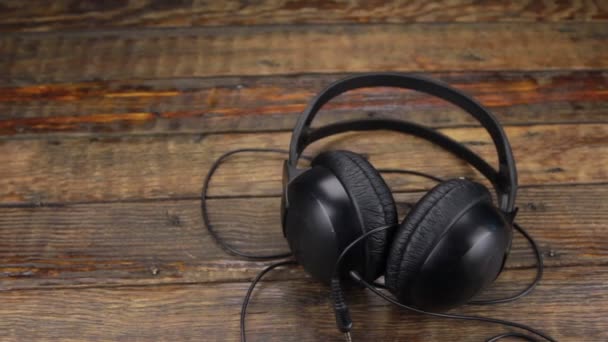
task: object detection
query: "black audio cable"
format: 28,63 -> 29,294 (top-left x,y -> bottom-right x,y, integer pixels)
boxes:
469,222 -> 543,305
240,259 -> 297,342
332,225 -> 554,342
351,270 -> 550,342
202,148 -> 311,260
330,224 -> 398,341
203,148 -> 548,341
374,170 -> 544,306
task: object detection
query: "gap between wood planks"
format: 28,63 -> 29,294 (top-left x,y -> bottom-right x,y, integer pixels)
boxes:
0,120 -> 607,142
0,181 -> 607,208
3,20 -> 608,37
0,262 -> 606,294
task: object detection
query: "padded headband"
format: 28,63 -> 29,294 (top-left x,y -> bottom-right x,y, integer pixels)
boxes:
287,73 -> 517,212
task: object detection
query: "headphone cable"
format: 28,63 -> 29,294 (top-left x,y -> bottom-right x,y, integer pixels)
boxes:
203,148 -> 548,340
330,224 -> 555,341
201,148 -> 302,260
376,169 -> 544,305
350,270 -> 553,342
469,222 -> 543,305
240,259 -> 297,342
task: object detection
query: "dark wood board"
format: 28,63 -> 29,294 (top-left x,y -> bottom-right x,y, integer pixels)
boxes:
1,70 -> 607,136
1,23 -> 608,85
0,124 -> 607,204
1,0 -> 607,32
1,266 -> 606,341
1,184 -> 606,291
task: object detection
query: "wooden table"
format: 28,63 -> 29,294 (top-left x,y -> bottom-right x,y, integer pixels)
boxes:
1,1 -> 607,341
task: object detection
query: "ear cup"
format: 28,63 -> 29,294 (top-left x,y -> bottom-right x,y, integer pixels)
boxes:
385,178 -> 492,304
312,150 -> 398,280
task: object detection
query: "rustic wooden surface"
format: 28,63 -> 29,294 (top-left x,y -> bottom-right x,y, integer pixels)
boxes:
0,1 -> 607,341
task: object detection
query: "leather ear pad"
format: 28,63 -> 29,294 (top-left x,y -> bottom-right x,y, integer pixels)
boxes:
312,150 -> 397,280
385,178 -> 492,302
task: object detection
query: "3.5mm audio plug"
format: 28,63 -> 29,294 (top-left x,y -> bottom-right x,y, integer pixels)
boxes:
331,277 -> 353,341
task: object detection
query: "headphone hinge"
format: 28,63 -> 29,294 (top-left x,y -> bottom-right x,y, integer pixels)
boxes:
281,161 -> 307,236
505,206 -> 519,224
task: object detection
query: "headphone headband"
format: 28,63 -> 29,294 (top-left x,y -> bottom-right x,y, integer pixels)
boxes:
287,73 -> 517,211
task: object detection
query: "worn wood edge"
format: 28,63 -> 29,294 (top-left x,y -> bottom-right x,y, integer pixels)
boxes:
2,23 -> 608,84
0,123 -> 606,204
1,0 -> 607,33
1,183 -> 605,291
1,70 -> 607,136
0,265 -> 606,341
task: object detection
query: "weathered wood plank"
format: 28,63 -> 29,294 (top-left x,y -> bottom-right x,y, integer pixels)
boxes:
0,0 -> 194,32
0,266 -> 606,341
0,124 -> 606,204
1,70 -> 607,135
1,0 -> 607,33
0,184 -> 605,291
1,23 -> 607,85
191,0 -> 608,26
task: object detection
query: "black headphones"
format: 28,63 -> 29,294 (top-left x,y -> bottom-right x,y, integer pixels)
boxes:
202,72 -> 554,341
281,73 -> 519,311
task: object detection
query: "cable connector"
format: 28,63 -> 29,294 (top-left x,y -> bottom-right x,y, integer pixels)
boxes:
331,277 -> 352,334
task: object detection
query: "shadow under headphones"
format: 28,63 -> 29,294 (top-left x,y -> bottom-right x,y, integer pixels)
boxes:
280,73 -> 519,311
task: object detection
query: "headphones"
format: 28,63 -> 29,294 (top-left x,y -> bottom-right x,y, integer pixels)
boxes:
281,73 -> 519,311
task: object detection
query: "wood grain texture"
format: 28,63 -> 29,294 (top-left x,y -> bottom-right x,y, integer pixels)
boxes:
1,266 -> 606,341
0,123 -> 606,204
1,2 -> 607,341
0,0 -> 194,32
1,0 -> 607,32
0,184 -> 606,291
191,0 -> 608,26
1,70 -> 607,135
1,23 -> 607,85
